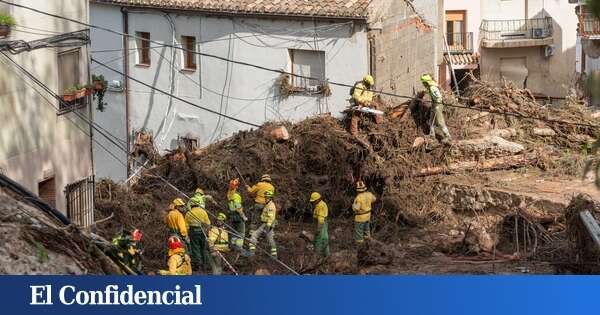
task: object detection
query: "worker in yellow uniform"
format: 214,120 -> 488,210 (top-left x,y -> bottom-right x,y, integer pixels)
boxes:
352,181 -> 376,248
165,198 -> 189,243
249,190 -> 278,258
159,236 -> 192,275
350,74 -> 382,135
208,212 -> 230,275
421,74 -> 451,144
227,178 -> 247,249
185,201 -> 212,272
310,192 -> 330,257
187,187 -> 215,211
246,174 -> 275,235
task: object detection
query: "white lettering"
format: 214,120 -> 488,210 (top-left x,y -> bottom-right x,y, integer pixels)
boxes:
162,291 -> 174,305
59,285 -> 76,305
195,285 -> 202,305
134,290 -> 146,305
75,291 -> 89,305
30,285 -> 52,305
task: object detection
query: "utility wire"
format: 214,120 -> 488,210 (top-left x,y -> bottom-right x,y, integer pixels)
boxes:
4,0 -> 597,130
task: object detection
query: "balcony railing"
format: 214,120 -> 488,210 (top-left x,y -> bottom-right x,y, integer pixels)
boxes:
481,17 -> 553,42
579,14 -> 600,36
446,32 -> 473,53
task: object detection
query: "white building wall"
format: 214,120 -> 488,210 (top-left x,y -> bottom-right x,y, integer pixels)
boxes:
444,0 -> 481,53
91,3 -> 368,181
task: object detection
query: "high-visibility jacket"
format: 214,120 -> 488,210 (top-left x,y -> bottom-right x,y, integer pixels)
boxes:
313,200 -> 328,225
185,206 -> 211,228
187,192 -> 213,211
227,189 -> 243,211
165,209 -> 188,237
427,85 -> 443,104
352,82 -> 374,105
260,201 -> 277,227
352,192 -> 376,222
159,249 -> 192,275
208,226 -> 230,252
247,181 -> 275,205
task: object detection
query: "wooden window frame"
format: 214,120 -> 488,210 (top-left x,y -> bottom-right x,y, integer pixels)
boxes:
57,48 -> 86,114
181,35 -> 197,71
136,31 -> 151,66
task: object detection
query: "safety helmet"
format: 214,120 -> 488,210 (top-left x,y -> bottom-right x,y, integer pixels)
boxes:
195,188 -> 205,195
229,178 -> 240,190
264,190 -> 274,198
356,180 -> 367,192
309,192 -> 321,202
132,229 -> 143,241
363,75 -> 375,86
216,212 -> 227,221
420,74 -> 436,86
261,174 -> 272,182
172,198 -> 185,207
168,236 -> 183,250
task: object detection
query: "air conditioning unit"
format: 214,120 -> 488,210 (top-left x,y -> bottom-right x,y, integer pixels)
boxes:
532,28 -> 545,39
544,45 -> 555,57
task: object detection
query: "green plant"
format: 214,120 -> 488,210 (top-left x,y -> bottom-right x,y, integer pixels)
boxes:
92,74 -> 106,82
0,13 -> 16,26
35,242 -> 49,264
64,85 -> 78,95
92,74 -> 109,112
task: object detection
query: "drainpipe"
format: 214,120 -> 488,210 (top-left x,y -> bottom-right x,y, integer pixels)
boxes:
121,7 -> 131,179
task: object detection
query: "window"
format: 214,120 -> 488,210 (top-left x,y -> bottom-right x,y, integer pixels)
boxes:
57,49 -> 85,112
446,10 -> 466,47
136,31 -> 151,66
289,49 -> 325,90
179,136 -> 198,151
65,176 -> 94,227
38,177 -> 56,208
182,36 -> 197,70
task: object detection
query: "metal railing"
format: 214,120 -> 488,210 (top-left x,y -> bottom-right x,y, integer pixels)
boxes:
480,17 -> 553,41
65,176 -> 95,227
446,32 -> 473,53
579,14 -> 600,36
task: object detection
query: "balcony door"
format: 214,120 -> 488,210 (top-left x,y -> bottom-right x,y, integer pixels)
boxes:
446,11 -> 466,50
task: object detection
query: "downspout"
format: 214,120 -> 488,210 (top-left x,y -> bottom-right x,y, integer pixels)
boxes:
121,7 -> 131,179
86,1 -> 95,179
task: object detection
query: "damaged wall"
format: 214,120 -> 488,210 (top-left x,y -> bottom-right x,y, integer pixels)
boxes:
368,0 -> 444,100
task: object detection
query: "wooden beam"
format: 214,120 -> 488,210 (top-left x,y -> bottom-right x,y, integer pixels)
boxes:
579,210 -> 600,251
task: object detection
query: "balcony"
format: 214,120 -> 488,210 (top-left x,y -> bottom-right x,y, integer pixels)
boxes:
446,32 -> 474,53
578,14 -> 600,38
480,17 -> 554,48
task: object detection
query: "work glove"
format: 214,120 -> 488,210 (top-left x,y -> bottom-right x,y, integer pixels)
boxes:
241,213 -> 248,221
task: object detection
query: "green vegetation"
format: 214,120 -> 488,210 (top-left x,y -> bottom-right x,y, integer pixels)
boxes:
0,13 -> 16,26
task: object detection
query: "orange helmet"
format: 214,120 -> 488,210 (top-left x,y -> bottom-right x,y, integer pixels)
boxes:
168,236 -> 183,250
229,178 -> 240,190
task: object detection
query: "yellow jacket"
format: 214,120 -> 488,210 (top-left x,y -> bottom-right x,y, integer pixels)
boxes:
427,85 -> 443,104
208,226 -> 230,252
247,181 -> 275,205
165,209 -> 188,237
185,206 -> 211,228
159,248 -> 192,275
352,82 -> 374,105
352,192 -> 376,222
260,201 -> 277,227
313,200 -> 328,225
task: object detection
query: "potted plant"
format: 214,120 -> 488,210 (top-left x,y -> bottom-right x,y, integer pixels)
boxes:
92,74 -> 108,111
0,13 -> 16,37
83,83 -> 95,96
62,86 -> 78,102
74,84 -> 87,99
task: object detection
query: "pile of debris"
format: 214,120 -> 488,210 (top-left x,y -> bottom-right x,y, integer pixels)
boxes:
95,80 -> 600,274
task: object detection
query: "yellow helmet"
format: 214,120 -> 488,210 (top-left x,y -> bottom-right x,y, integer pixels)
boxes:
261,174 -> 272,182
309,192 -> 321,202
195,188 -> 205,195
171,198 -> 185,209
216,212 -> 227,221
363,75 -> 374,86
420,74 -> 437,86
356,180 -> 367,192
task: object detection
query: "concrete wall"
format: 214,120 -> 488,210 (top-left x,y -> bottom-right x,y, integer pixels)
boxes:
91,3 -> 368,181
444,0 -> 481,53
0,0 -> 93,212
479,0 -> 579,97
368,0 -> 443,101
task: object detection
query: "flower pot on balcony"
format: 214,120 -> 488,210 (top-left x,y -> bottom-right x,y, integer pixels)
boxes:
74,88 -> 87,99
63,93 -> 76,102
94,80 -> 105,91
0,25 -> 10,37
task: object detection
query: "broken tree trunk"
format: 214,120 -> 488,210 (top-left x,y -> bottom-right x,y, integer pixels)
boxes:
453,135 -> 524,155
415,153 -> 538,177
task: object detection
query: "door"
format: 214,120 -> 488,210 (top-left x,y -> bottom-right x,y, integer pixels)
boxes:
446,11 -> 466,49
38,177 -> 56,208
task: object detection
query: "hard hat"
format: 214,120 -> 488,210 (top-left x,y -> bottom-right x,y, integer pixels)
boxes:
261,174 -> 272,182
168,236 -> 183,250
132,229 -> 143,241
309,192 -> 321,202
172,198 -> 185,207
229,178 -> 240,190
216,212 -> 227,221
356,180 -> 367,192
420,74 -> 436,86
264,190 -> 274,198
195,188 -> 205,195
363,75 -> 375,86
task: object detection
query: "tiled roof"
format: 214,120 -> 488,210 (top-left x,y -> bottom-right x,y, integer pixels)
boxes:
93,0 -> 369,19
446,52 -> 480,67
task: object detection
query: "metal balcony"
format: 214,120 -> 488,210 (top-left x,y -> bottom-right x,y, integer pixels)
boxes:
446,32 -> 474,53
480,17 -> 554,48
578,14 -> 600,38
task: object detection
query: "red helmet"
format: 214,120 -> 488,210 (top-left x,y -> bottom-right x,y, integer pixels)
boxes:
132,229 -> 143,241
168,236 -> 183,250
229,178 -> 240,190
